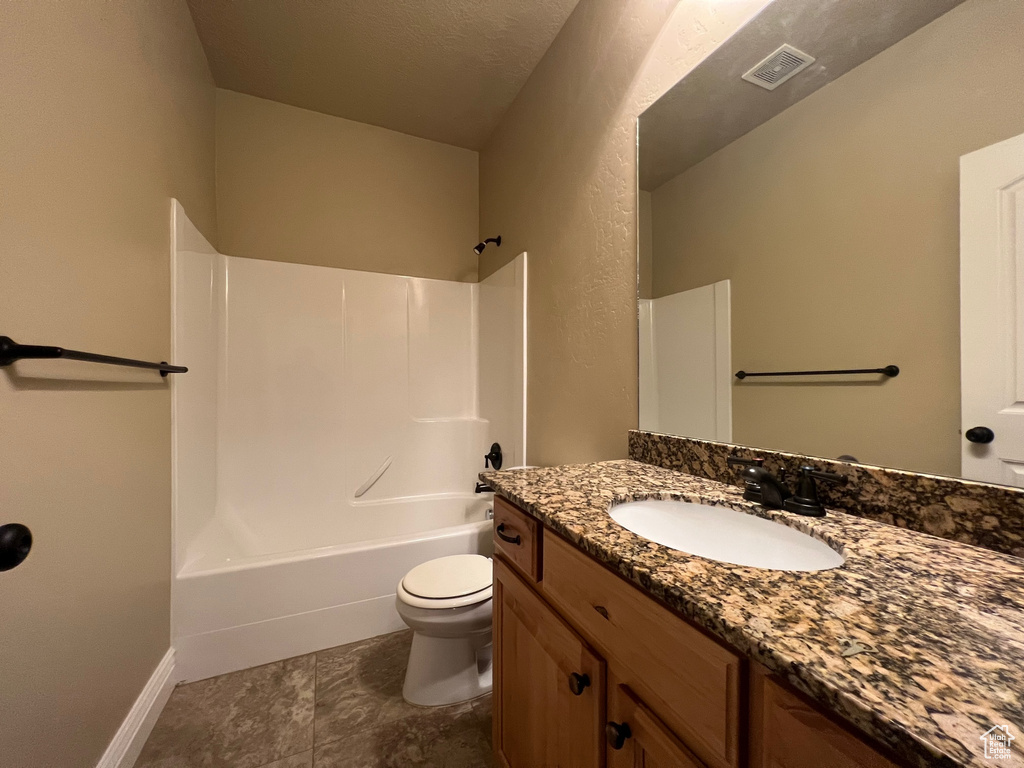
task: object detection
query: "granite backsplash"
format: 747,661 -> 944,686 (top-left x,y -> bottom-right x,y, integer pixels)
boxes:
629,430 -> 1024,558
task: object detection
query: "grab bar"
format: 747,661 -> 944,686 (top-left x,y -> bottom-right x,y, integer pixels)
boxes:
354,456 -> 393,498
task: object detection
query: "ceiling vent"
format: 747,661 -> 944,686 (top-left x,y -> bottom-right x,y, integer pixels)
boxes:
741,44 -> 815,91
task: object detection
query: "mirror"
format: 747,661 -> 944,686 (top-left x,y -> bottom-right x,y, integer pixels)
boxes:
637,0 -> 1024,483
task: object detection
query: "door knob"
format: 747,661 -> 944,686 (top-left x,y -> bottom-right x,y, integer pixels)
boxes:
0,523 -> 32,572
965,426 -> 995,444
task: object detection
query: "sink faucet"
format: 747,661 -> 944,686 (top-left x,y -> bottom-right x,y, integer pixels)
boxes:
728,456 -> 844,517
740,466 -> 792,509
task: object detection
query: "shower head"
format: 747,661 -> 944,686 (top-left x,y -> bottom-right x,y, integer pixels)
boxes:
473,236 -> 501,255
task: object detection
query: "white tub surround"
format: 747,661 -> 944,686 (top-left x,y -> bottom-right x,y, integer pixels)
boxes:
171,201 -> 525,680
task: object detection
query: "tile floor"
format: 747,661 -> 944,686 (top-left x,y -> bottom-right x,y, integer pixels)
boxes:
136,630 -> 492,768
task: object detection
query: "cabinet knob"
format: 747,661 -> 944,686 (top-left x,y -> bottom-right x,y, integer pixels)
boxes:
606,721 -> 632,750
568,672 -> 590,696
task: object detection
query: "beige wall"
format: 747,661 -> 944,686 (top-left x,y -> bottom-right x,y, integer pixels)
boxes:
649,0 -> 1024,477
479,0 -> 771,465
216,89 -> 480,281
0,1 -> 216,766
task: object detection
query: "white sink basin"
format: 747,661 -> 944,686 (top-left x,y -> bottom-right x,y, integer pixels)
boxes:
610,500 -> 845,572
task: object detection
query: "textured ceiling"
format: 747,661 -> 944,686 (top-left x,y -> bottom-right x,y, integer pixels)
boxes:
186,0 -> 581,150
639,0 -> 966,190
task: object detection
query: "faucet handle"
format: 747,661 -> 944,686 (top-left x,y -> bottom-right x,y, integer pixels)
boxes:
484,442 -> 503,470
803,466 -> 845,484
783,466 -> 845,517
727,455 -> 764,469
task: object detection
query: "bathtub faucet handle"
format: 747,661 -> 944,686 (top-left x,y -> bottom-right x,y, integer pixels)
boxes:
484,443 -> 503,470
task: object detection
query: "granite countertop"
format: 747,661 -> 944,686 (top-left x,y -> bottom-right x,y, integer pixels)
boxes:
481,460 -> 1024,768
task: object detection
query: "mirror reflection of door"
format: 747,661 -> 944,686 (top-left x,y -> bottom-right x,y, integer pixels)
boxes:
960,130 -> 1024,486
638,0 -> 1024,483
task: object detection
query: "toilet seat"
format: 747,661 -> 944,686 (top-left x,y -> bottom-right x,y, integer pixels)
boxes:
397,554 -> 493,609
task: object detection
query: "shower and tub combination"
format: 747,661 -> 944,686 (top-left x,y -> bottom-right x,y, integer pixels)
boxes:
170,202 -> 525,683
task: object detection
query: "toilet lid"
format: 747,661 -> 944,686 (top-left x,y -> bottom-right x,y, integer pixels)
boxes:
402,555 -> 492,600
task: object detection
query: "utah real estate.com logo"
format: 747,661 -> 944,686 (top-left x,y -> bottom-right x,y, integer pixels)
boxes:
981,725 -> 1015,760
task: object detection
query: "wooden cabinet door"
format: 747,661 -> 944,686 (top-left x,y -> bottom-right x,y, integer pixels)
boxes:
750,666 -> 901,768
493,556 -> 605,768
606,678 -> 705,768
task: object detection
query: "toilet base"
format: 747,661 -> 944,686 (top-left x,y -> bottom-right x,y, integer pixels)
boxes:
402,631 -> 493,707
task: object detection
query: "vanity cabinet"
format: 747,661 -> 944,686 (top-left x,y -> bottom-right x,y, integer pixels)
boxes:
493,556 -> 605,768
492,496 -> 908,768
542,533 -> 742,768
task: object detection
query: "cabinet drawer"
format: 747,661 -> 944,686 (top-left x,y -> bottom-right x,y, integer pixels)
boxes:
750,667 -> 901,768
493,496 -> 541,581
543,531 -> 742,768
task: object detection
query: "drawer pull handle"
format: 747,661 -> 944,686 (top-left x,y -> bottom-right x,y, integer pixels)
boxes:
593,605 -> 609,620
496,524 -> 521,545
606,721 -> 632,750
568,672 -> 591,695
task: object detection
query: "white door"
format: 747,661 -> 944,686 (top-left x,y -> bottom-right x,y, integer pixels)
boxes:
639,280 -> 731,441
961,130 -> 1024,485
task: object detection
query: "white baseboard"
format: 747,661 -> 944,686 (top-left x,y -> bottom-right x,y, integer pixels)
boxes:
96,648 -> 179,768
174,594 -> 405,683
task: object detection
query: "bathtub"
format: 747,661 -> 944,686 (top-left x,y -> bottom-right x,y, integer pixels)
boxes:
172,496 -> 494,682
170,210 -> 525,682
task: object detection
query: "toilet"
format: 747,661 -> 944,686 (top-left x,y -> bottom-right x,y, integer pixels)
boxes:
395,554 -> 493,707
